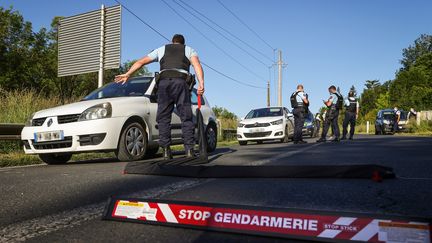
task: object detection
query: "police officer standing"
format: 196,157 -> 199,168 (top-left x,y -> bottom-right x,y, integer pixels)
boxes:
290,84 -> 309,144
115,34 -> 205,160
393,106 -> 401,133
317,85 -> 342,143
341,91 -> 359,140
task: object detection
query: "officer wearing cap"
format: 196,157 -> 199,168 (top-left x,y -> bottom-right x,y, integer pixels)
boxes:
341,91 -> 359,140
317,85 -> 342,142
290,84 -> 309,144
115,34 -> 205,160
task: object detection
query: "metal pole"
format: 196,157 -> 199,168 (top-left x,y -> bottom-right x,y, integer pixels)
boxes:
267,80 -> 270,107
366,121 -> 370,134
98,4 -> 105,88
277,50 -> 282,106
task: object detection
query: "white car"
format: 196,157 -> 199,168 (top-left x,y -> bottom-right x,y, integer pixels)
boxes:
21,76 -> 218,164
237,107 -> 294,145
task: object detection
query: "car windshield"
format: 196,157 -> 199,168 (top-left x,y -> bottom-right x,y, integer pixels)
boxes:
382,111 -> 395,120
82,77 -> 153,101
245,108 -> 283,119
305,112 -> 314,121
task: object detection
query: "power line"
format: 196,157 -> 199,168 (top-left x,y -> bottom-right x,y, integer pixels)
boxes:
177,0 -> 274,63
114,0 -> 265,89
161,0 -> 267,81
114,0 -> 169,42
173,0 -> 269,67
217,0 -> 275,51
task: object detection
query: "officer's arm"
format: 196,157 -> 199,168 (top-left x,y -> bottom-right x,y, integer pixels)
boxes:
190,56 -> 205,94
115,56 -> 153,84
302,94 -> 309,105
324,98 -> 332,107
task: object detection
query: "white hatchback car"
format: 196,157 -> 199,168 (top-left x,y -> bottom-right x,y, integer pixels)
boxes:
21,76 -> 218,164
236,107 -> 294,145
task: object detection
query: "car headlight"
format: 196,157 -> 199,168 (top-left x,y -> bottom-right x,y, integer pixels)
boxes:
78,103 -> 112,121
25,112 -> 36,127
383,120 -> 390,124
238,123 -> 245,128
270,119 -> 283,125
304,122 -> 312,127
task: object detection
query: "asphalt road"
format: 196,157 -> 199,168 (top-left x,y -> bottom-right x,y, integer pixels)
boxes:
1,135 -> 431,242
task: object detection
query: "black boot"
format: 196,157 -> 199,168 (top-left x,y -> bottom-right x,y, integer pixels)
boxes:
316,138 -> 326,143
341,137 -> 346,140
186,148 -> 195,158
162,147 -> 173,160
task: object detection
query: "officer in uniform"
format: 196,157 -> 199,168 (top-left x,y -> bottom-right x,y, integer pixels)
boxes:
393,107 -> 401,133
115,34 -> 205,160
341,91 -> 359,140
290,84 -> 309,144
317,85 -> 342,142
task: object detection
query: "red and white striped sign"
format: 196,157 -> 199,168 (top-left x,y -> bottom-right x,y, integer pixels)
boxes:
105,199 -> 431,243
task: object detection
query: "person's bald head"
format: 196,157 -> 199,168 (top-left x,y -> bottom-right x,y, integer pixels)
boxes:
297,84 -> 304,91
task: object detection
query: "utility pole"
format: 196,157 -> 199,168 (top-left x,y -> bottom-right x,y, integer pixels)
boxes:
277,50 -> 286,106
267,80 -> 270,107
98,4 -> 105,88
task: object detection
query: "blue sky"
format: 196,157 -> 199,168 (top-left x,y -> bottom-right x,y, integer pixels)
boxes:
3,0 -> 432,117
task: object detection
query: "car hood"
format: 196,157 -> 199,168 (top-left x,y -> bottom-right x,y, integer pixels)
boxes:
34,97 -> 146,118
241,117 -> 283,124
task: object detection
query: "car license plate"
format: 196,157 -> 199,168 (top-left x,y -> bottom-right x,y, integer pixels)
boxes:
34,131 -> 64,142
249,128 -> 265,133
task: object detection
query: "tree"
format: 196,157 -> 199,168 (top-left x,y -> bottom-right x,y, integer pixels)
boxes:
400,34 -> 432,70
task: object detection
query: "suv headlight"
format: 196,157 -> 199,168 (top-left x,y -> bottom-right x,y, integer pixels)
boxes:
25,112 -> 36,127
383,120 -> 390,124
78,103 -> 112,121
270,119 -> 283,125
238,123 -> 245,128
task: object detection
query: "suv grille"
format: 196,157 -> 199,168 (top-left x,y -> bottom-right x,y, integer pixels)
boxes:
58,114 -> 80,124
244,131 -> 272,138
32,117 -> 46,126
32,136 -> 73,150
244,123 -> 270,128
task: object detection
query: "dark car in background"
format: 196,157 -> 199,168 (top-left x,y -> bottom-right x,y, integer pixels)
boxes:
302,111 -> 319,138
375,109 -> 396,135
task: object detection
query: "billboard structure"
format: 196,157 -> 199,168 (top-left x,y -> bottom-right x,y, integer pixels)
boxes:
58,5 -> 121,87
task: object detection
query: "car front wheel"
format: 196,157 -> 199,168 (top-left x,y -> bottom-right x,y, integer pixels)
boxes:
39,153 -> 72,165
281,126 -> 290,143
116,122 -> 147,161
239,141 -> 247,146
206,123 -> 217,152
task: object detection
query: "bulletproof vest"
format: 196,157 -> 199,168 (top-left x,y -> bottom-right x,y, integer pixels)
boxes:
290,91 -> 302,108
347,97 -> 357,112
333,92 -> 343,110
160,44 -> 191,73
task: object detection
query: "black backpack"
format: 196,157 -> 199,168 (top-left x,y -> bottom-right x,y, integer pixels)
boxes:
290,91 -> 299,108
334,93 -> 343,109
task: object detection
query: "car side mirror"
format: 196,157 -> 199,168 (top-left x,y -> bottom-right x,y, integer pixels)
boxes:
287,113 -> 293,118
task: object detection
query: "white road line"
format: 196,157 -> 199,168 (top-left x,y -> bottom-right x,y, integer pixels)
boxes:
248,143 -> 323,166
0,179 -> 207,242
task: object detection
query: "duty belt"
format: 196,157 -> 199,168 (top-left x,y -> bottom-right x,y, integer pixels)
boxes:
159,70 -> 188,80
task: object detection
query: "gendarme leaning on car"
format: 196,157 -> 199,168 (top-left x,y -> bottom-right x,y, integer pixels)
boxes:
115,34 -> 205,160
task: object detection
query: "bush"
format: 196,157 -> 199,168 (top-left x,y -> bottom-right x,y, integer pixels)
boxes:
0,88 -> 78,124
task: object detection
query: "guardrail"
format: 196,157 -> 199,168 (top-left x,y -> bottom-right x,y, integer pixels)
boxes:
0,124 -> 24,140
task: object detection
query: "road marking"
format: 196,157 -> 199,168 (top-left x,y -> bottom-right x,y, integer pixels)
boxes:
248,143 -> 323,166
0,179 -> 208,242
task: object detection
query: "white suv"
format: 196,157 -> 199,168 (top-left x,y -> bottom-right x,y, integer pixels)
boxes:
237,107 -> 294,145
21,76 -> 218,164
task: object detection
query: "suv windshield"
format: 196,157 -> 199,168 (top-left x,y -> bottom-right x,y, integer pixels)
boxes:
245,108 -> 283,119
83,77 -> 153,101
382,111 -> 395,120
